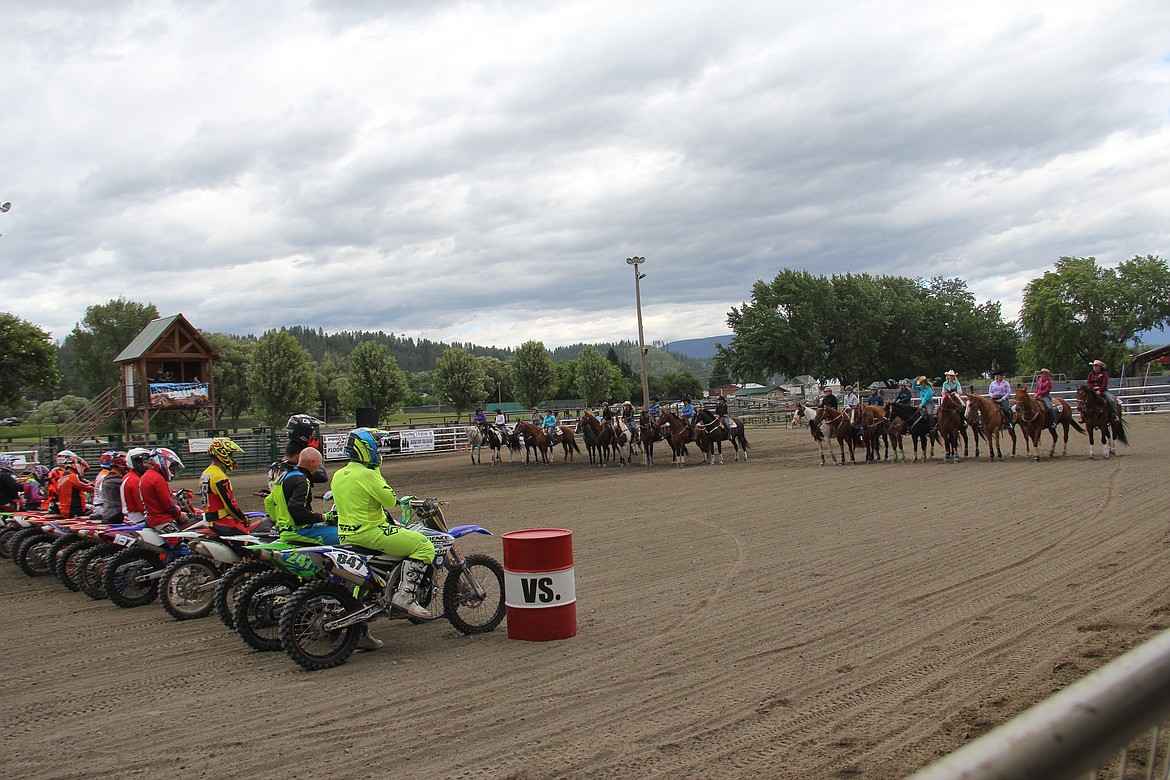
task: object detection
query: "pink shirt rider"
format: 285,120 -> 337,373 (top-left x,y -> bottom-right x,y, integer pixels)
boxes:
1035,374 -> 1053,397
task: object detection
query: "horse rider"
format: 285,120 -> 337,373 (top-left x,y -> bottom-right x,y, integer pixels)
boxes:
621,400 -> 638,438
1087,359 -> 1120,417
493,408 -> 507,437
819,386 -> 838,410
893,379 -> 913,406
941,370 -> 966,408
530,407 -> 543,426
648,396 -> 661,420
988,369 -> 1013,423
841,385 -> 860,426
915,376 -> 936,427
1035,368 -> 1056,427
680,397 -> 696,436
600,401 -> 617,439
714,395 -> 731,436
543,408 -> 559,445
473,407 -> 488,438
866,385 -> 884,408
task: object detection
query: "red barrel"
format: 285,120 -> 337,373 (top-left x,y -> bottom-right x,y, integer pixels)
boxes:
502,528 -> 577,641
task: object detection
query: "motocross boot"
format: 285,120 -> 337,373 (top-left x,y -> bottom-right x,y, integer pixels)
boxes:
356,625 -> 383,651
391,559 -> 431,619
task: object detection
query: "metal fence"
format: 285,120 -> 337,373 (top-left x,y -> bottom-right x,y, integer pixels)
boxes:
906,628 -> 1170,779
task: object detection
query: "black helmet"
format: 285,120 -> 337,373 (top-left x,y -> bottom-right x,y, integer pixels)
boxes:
286,414 -> 322,449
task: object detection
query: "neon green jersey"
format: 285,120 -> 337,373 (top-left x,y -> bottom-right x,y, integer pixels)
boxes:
330,461 -> 398,540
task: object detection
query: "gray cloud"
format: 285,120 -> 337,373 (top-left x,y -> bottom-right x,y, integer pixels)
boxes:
1,1 -> 1167,349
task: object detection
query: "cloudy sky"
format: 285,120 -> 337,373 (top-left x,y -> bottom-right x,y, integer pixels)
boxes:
2,1 -> 1168,350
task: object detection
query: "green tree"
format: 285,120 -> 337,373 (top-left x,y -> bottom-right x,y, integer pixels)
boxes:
314,350 -> 350,422
204,332 -> 256,425
660,371 -> 704,401
1019,255 -> 1170,375
0,313 -> 60,407
433,348 -> 489,417
28,394 -> 89,425
344,342 -> 408,423
69,298 -> 159,395
707,351 -> 733,388
575,347 -> 613,406
247,330 -> 318,426
510,341 -> 555,408
478,357 -> 511,406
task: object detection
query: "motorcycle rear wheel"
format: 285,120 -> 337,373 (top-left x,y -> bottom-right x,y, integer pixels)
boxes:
279,580 -> 361,671
443,553 -> 506,635
234,570 -> 300,651
214,560 -> 270,630
0,526 -> 19,558
105,548 -> 164,608
160,555 -> 219,620
3,527 -> 41,561
76,546 -> 111,599
15,534 -> 54,577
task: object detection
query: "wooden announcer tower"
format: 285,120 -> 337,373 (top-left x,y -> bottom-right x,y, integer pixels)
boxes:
114,314 -> 219,437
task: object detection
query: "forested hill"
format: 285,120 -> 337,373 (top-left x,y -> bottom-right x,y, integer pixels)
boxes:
283,326 -> 514,372
282,327 -> 710,376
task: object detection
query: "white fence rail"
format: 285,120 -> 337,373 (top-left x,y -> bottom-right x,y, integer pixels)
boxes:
906,628 -> 1170,779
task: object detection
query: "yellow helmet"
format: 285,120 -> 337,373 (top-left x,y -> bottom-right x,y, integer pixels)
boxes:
207,437 -> 244,470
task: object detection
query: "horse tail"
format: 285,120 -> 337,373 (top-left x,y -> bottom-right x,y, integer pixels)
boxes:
571,438 -> 581,453
1113,417 -> 1130,445
1068,416 -> 1086,434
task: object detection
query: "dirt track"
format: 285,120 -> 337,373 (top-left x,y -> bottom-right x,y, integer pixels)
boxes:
2,417 -> 1168,779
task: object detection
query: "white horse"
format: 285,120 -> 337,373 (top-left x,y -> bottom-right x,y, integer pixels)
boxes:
465,425 -> 486,464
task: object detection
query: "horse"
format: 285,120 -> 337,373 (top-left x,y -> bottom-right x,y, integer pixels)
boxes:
484,425 -> 505,465
1075,384 -> 1129,459
511,420 -> 554,464
639,411 -> 659,466
806,404 -> 835,465
693,408 -> 749,464
963,392 -> 1017,461
852,405 -> 889,462
935,393 -> 967,463
884,402 -> 936,462
656,409 -> 692,467
501,426 -> 523,462
810,405 -> 859,465
577,411 -> 624,466
791,404 -> 807,429
1013,385 -> 1086,461
465,425 -> 487,465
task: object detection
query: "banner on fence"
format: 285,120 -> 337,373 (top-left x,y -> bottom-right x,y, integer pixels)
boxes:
188,438 -> 213,453
401,429 -> 436,453
323,433 -> 347,461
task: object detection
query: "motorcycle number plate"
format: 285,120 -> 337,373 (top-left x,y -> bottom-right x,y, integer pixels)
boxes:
113,533 -> 137,547
329,552 -> 368,577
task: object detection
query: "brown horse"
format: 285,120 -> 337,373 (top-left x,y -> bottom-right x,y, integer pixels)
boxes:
511,420 -> 579,464
811,405 -> 858,465
577,411 -> 624,466
934,393 -> 967,463
656,409 -> 692,467
1013,385 -> 1085,460
1075,384 -> 1129,459
963,392 -> 1017,461
639,411 -> 659,466
853,405 -> 888,462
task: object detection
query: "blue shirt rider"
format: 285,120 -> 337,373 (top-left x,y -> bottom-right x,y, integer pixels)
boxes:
542,410 -> 558,444
894,380 -> 913,406
648,397 -> 661,419
680,397 -> 696,434
916,376 -> 936,425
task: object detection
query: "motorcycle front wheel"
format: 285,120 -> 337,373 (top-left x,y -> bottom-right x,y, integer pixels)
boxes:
443,553 -> 506,635
56,539 -> 95,591
160,555 -> 220,620
214,560 -> 271,630
15,534 -> 54,577
279,580 -> 361,671
233,570 -> 300,652
104,548 -> 164,608
76,546 -> 112,599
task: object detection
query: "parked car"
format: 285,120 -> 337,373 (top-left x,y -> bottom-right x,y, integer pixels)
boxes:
0,417 -> 20,426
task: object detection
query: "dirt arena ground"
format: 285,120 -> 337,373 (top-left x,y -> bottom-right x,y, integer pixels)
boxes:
2,417 -> 1168,779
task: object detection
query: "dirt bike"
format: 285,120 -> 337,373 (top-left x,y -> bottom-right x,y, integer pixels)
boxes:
156,512 -> 272,621
74,523 -> 145,600
103,491 -> 205,608
278,498 -> 505,671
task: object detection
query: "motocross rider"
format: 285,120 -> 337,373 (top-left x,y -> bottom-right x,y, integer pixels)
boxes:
331,428 -> 436,641
0,456 -> 20,511
96,452 -> 128,523
269,414 -> 327,488
57,454 -> 93,518
140,448 -> 186,532
265,447 -> 338,545
201,437 -> 251,536
120,447 -> 151,524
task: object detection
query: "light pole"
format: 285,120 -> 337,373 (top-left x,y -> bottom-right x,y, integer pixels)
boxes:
626,256 -> 651,406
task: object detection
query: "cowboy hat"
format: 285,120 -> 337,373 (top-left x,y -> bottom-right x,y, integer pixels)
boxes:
899,379 -> 909,386
945,369 -> 957,376
1091,359 -> 1106,369
622,400 -> 632,406
1039,368 -> 1052,375
915,375 -> 929,384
